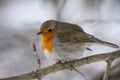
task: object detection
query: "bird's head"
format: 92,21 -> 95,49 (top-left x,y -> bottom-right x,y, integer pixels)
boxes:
37,20 -> 62,52
37,20 -> 62,41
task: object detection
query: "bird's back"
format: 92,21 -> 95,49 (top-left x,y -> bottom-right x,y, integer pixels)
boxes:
54,21 -> 85,43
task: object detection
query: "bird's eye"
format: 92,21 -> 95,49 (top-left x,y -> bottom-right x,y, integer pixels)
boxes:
48,29 -> 52,32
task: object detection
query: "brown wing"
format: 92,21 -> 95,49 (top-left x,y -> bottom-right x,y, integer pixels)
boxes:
56,21 -> 119,48
68,32 -> 97,43
58,31 -> 119,48
58,32 -> 97,43
56,21 -> 85,42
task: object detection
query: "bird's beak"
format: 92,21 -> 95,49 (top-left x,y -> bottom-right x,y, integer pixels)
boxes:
37,31 -> 43,35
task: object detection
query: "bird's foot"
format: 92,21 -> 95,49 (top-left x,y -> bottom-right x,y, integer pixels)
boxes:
55,60 -> 63,64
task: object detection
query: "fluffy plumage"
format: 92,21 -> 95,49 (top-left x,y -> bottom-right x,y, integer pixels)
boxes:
38,20 -> 119,62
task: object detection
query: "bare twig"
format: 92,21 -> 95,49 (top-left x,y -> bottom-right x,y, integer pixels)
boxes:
103,59 -> 112,80
56,0 -> 67,20
70,66 -> 85,77
32,42 -> 41,70
32,42 -> 41,80
0,50 -> 120,80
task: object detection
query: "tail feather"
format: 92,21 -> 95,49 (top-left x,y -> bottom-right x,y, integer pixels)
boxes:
98,40 -> 119,48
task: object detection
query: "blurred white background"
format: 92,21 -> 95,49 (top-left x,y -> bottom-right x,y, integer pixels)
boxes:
0,0 -> 120,80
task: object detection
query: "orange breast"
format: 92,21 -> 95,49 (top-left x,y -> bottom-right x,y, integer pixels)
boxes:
41,29 -> 62,52
41,32 -> 54,52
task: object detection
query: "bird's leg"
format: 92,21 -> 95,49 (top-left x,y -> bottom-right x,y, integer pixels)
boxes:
56,60 -> 63,64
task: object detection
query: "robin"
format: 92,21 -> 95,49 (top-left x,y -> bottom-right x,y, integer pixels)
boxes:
37,20 -> 119,63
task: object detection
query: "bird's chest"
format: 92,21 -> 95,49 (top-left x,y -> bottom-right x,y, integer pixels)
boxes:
43,49 -> 60,62
53,43 -> 86,55
43,42 -> 86,62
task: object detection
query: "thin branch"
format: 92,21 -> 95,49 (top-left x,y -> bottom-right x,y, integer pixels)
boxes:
103,59 -> 112,80
0,50 -> 120,80
32,42 -> 41,80
56,0 -> 67,20
32,42 -> 41,70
